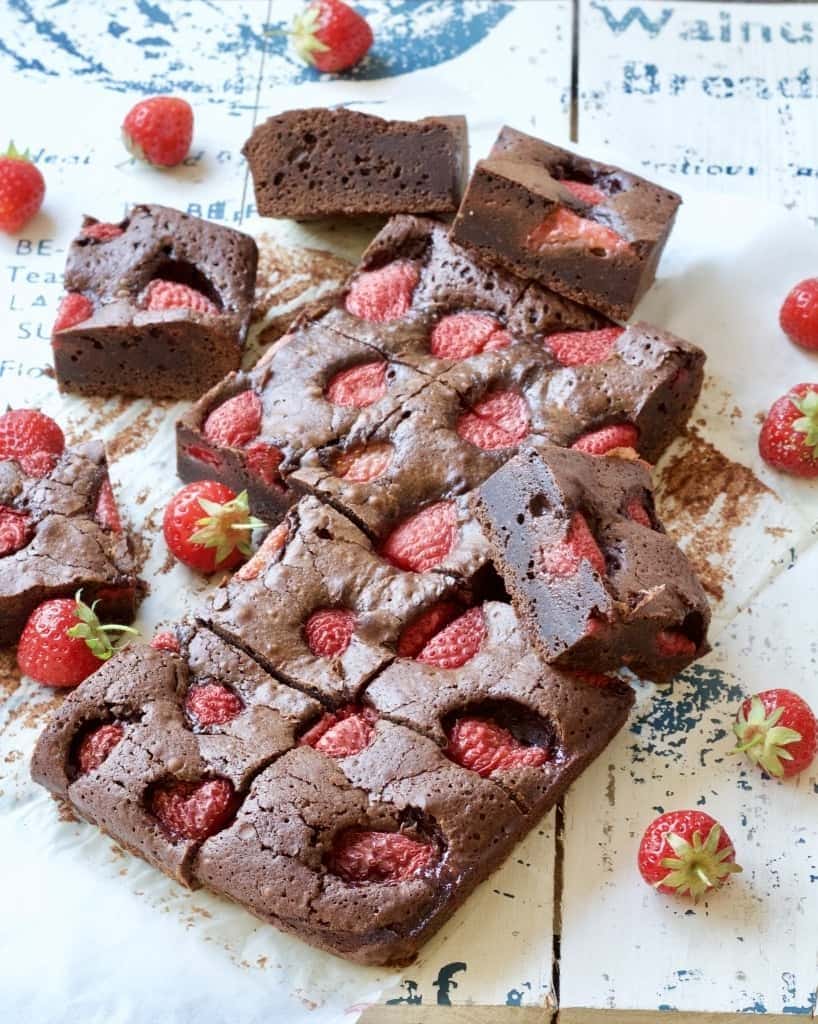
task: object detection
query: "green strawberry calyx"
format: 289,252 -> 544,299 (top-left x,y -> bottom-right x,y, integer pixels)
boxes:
291,5 -> 331,65
2,141 -> 31,163
733,694 -> 803,777
658,823 -> 742,900
189,489 -> 265,566
67,590 -> 140,661
791,389 -> 818,459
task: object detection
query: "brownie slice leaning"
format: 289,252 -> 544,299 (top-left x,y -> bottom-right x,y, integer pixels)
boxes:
243,107 -> 469,219
52,204 -> 258,400
30,627 -> 320,886
0,440 -> 140,645
475,446 -> 710,682
450,126 -> 681,320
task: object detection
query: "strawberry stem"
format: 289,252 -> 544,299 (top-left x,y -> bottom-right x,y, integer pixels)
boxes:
66,590 -> 140,662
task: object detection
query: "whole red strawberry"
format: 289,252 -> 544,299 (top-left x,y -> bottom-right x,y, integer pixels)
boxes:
122,97 -> 194,168
758,383 -> 818,477
734,689 -> 817,778
638,810 -> 742,900
17,591 -> 138,687
0,408 -> 65,477
291,0 -> 373,73
780,278 -> 818,351
0,143 -> 45,233
163,480 -> 264,573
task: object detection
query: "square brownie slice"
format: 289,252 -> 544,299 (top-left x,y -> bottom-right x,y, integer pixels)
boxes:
30,627 -> 319,886
475,446 -> 710,682
243,108 -> 468,219
0,438 -> 140,645
52,204 -> 258,399
450,127 -> 681,320
195,720 -> 525,965
364,599 -> 634,818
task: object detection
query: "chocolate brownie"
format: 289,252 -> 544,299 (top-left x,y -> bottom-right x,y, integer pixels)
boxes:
195,722 -> 524,965
243,108 -> 469,219
52,204 -> 258,399
365,600 -> 634,817
0,441 -> 140,645
475,446 -> 710,682
31,627 -> 319,885
202,497 -> 463,705
450,127 -> 682,320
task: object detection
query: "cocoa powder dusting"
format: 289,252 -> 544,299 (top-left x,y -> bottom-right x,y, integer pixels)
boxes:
252,237 -> 353,322
655,427 -> 776,602
107,404 -> 170,463
0,648 -> 21,704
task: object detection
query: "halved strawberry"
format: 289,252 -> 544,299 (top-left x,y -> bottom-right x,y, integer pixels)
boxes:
537,511 -> 605,578
305,608 -> 356,657
203,391 -> 262,448
345,261 -> 419,323
416,606 -> 486,669
545,326 -> 623,366
325,361 -> 387,408
397,600 -> 463,658
446,717 -> 549,777
380,501 -> 458,573
572,423 -> 639,456
142,279 -> 219,315
457,389 -> 530,451
0,505 -> 33,556
527,207 -> 629,255
429,312 -> 511,359
300,704 -> 377,758
334,442 -> 393,483
327,828 -> 433,883
561,180 -> 606,205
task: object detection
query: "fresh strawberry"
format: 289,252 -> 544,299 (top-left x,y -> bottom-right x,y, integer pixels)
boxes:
416,606 -> 486,670
142,279 -> 219,315
76,722 -> 124,774
300,704 -> 377,758
0,409 -> 65,478
305,608 -> 356,657
537,511 -> 605,578
345,262 -> 419,323
0,506 -> 33,556
545,326 -> 623,366
655,628 -> 697,658
53,292 -> 94,332
381,500 -> 457,573
149,778 -> 237,842
624,496 -> 653,528
185,683 -> 243,728
244,442 -> 285,490
527,207 -> 629,255
446,717 -> 549,777
334,441 -> 393,483
325,361 -> 387,408
203,391 -> 262,448
81,221 -> 125,242
561,180 -> 606,205
235,522 -> 289,581
397,600 -> 462,658
758,383 -> 818,478
430,312 -> 512,359
94,479 -> 122,533
122,97 -> 194,168
779,278 -> 818,351
327,828 -> 433,883
566,669 -> 618,687
17,591 -> 138,687
572,423 -> 640,456
638,810 -> 742,900
734,689 -> 817,779
291,0 -> 373,73
457,389 -> 530,451
0,143 -> 45,233
162,481 -> 264,573
150,631 -> 180,653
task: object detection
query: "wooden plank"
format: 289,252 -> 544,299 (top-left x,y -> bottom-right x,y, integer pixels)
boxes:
576,1 -> 818,222
361,1008 -> 551,1023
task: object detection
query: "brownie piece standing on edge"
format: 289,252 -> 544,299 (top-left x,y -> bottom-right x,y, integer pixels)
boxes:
52,204 -> 258,400
0,441 -> 140,645
365,600 -> 634,818
476,446 -> 710,682
451,127 -> 681,320
243,108 -> 468,219
31,628 -> 320,885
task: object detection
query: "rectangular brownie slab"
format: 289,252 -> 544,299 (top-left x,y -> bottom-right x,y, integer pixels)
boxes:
450,127 -> 682,320
52,204 -> 258,400
475,446 -> 711,682
243,107 -> 469,219
0,440 -> 140,645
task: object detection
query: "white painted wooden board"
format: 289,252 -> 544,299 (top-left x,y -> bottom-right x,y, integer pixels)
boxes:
577,1 -> 818,223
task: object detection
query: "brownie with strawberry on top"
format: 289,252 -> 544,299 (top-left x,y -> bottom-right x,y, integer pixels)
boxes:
0,409 -> 140,645
243,107 -> 469,219
475,445 -> 710,682
31,626 -> 320,885
51,204 -> 258,400
450,127 -> 681,320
